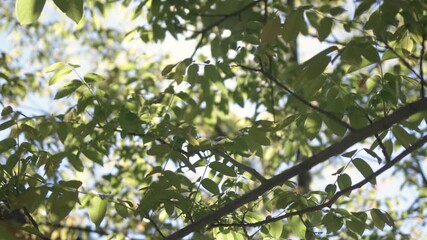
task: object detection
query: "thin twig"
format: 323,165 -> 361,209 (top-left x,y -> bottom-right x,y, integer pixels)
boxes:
414,157 -> 427,187
236,64 -> 354,131
146,215 -> 166,238
367,116 -> 390,162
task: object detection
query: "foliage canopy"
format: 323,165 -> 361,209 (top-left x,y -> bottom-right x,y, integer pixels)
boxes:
1,0 -> 427,239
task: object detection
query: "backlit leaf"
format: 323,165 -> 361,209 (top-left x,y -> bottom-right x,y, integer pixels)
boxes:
16,0 -> 46,24
269,220 -> 283,239
88,195 -> 108,226
353,158 -> 376,185
54,80 -> 82,99
392,125 -> 416,148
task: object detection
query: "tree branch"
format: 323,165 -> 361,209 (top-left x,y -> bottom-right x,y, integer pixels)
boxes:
164,98 -> 427,239
213,135 -> 427,227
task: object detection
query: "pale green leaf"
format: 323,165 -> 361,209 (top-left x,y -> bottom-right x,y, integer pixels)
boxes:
16,0 -> 46,24
88,195 -> 108,226
44,62 -> 66,73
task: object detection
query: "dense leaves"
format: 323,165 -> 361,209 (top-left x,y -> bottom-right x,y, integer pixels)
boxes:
1,0 -> 427,239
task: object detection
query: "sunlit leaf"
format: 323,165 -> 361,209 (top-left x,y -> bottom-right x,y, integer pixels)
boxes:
269,220 -> 283,239
54,80 -> 82,99
16,0 -> 46,24
88,195 -> 108,226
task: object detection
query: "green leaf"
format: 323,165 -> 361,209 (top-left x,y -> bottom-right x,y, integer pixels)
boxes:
59,180 -> 82,189
269,220 -> 283,239
392,126 -> 416,148
209,161 -> 236,177
67,153 -> 84,172
16,0 -> 46,25
347,107 -> 368,129
300,48 -> 334,80
44,62 -> 66,73
347,218 -> 366,236
84,73 -> 103,83
0,138 -> 17,154
1,106 -> 14,117
200,178 -> 219,195
88,195 -> 108,226
81,148 -> 103,165
325,184 -> 337,199
342,150 -> 357,158
54,80 -> 82,99
370,209 -> 385,230
0,120 -> 15,131
322,212 -> 343,233
337,173 -> 352,191
161,63 -> 178,76
352,158 -> 376,185
147,144 -> 171,156
115,203 -> 129,218
283,9 -> 304,42
324,117 -> 347,137
49,67 -> 73,85
5,154 -> 20,173
361,45 -> 380,63
53,0 -> 84,23
50,191 -> 78,223
364,148 -> 382,164
261,16 -> 281,44
174,61 -> 187,84
186,64 -> 199,83
249,128 -> 270,146
304,114 -> 322,140
318,17 -> 333,41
